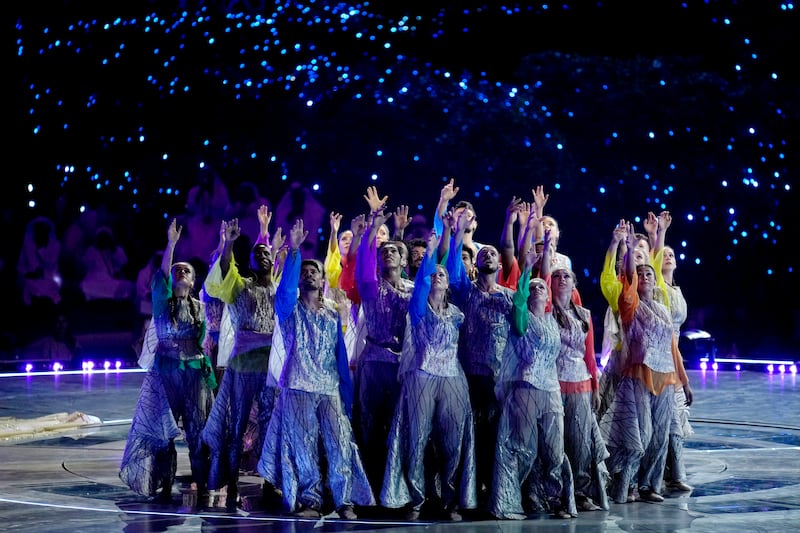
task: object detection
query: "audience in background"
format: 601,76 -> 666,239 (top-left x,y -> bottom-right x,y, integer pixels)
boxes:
80,226 -> 135,303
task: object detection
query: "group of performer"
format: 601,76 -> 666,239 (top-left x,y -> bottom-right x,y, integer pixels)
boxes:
118,181 -> 693,521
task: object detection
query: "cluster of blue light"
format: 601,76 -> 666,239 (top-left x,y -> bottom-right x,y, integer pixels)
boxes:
13,1 -> 798,352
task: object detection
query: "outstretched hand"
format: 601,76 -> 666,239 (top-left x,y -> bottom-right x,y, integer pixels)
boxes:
224,218 -> 242,242
167,218 -> 182,244
426,231 -> 441,257
257,204 -> 272,230
440,178 -> 459,203
393,204 -> 412,232
289,218 -> 309,250
364,186 -> 388,213
330,211 -> 342,233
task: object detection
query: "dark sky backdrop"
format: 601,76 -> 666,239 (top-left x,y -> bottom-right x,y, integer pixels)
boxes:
11,1 -> 800,359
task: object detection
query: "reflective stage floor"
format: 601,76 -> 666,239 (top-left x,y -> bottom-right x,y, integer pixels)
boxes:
1,368 -> 798,532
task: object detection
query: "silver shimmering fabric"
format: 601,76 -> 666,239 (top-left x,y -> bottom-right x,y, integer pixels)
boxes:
599,377 -> 674,502
381,370 -> 477,511
452,284 -> 514,378
562,392 -> 610,510
358,277 -> 414,363
278,300 -> 341,395
120,271 -> 212,497
258,389 -> 375,512
624,299 -> 676,374
491,300 -> 575,518
399,304 -> 465,378
258,249 -> 372,513
665,284 -> 688,336
352,262 -> 413,489
498,313 -> 561,392
226,278 -> 276,358
489,384 -> 577,518
555,306 -> 593,383
382,252 -> 475,511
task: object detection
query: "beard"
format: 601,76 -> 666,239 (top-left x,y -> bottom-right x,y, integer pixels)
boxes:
476,264 -> 498,275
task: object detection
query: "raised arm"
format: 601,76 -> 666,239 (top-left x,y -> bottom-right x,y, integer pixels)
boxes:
409,231 -> 440,325
346,213 -> 368,263
623,221 -> 636,284
363,185 -> 388,215
517,203 -> 539,272
392,204 -> 412,241
276,218 -> 309,320
160,218 -> 182,278
531,185 -> 549,242
500,196 -> 522,276
437,208 -> 455,264
653,210 -> 671,255
366,209 -> 392,248
600,219 -> 627,310
255,204 -> 272,245
652,210 -> 672,306
218,218 -> 242,278
434,178 -> 459,236
538,227 -> 554,280
324,211 -> 343,287
643,211 -> 659,253
270,226 -> 285,279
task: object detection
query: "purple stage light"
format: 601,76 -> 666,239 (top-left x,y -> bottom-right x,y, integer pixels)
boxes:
25,363 -> 33,372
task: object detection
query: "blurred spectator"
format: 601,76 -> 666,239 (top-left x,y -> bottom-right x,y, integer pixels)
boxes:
225,180 -> 270,267
80,226 -> 135,302
17,216 -> 63,308
226,181 -> 270,242
185,167 -> 230,221
21,309 -> 82,366
274,182 -> 325,260
59,207 -> 99,304
177,167 -> 231,265
132,250 -> 163,356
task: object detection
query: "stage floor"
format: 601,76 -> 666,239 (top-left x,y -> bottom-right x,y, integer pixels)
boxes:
1,369 -> 798,532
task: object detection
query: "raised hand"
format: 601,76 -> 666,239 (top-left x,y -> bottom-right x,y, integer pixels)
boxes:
623,220 -> 635,248
440,178 -> 459,204
393,204 -> 412,232
363,185 -> 388,213
525,204 -> 540,230
532,185 -> 549,216
658,210 -> 672,231
351,213 -> 367,238
330,211 -> 342,234
643,211 -> 658,237
167,218 -> 182,244
289,218 -> 309,250
455,207 -> 475,237
506,196 -> 523,224
371,208 -> 391,229
612,218 -> 627,243
443,208 -> 457,231
258,204 -> 272,231
224,218 -> 241,242
271,226 -> 285,254
426,230 -> 441,258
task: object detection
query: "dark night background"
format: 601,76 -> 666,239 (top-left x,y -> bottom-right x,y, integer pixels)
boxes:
8,1 -> 799,364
